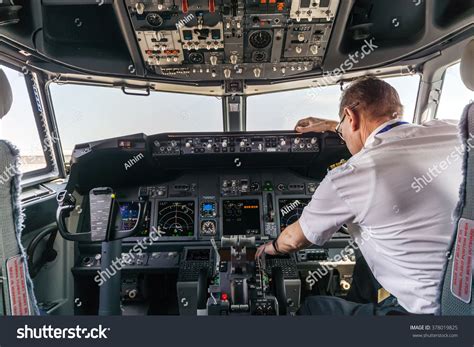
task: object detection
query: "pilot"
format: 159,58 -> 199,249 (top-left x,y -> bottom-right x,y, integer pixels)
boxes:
256,76 -> 463,315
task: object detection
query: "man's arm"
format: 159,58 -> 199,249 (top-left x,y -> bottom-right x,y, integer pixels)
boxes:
294,117 -> 338,133
255,221 -> 312,258
256,173 -> 355,258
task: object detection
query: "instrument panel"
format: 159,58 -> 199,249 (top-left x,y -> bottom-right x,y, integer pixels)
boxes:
113,170 -> 346,243
125,0 -> 340,81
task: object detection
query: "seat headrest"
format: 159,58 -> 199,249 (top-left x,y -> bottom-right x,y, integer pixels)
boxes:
0,68 -> 13,119
460,39 -> 474,91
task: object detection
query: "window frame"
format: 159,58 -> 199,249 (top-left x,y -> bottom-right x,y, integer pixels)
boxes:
0,59 -> 62,186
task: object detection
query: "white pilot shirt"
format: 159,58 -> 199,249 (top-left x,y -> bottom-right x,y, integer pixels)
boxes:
299,118 -> 463,314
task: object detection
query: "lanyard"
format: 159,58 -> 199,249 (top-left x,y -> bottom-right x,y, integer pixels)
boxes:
376,121 -> 408,135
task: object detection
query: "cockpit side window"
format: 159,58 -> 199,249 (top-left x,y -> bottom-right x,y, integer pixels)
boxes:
0,65 -> 48,175
436,62 -> 474,121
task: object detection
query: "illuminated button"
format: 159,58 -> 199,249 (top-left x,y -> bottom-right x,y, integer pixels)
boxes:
221,293 -> 228,301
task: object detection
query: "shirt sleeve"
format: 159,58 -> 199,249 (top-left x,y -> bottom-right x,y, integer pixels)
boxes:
299,174 -> 355,246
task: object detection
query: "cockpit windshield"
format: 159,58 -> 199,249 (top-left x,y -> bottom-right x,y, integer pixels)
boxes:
49,83 -> 224,159
247,75 -> 420,130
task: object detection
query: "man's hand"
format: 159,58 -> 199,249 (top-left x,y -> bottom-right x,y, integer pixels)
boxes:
255,221 -> 312,260
294,117 -> 338,133
255,241 -> 277,259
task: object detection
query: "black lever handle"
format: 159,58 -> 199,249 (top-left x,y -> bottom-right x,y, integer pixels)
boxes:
56,188 -> 148,243
272,267 -> 288,316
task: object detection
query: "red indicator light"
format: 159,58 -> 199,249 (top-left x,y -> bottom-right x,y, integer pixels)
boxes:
221,293 -> 228,301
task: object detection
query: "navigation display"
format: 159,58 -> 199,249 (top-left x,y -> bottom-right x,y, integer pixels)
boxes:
156,201 -> 195,237
278,198 -> 311,232
222,199 -> 261,236
119,202 -> 150,236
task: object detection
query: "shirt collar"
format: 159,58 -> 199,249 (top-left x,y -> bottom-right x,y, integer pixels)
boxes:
364,118 -> 404,147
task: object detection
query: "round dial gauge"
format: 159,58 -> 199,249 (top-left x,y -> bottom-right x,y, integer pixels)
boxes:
200,220 -> 217,236
249,30 -> 272,49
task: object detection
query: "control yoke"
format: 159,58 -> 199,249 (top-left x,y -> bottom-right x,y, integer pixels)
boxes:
56,187 -> 148,242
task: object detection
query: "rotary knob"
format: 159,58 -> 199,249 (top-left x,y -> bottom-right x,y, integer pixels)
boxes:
224,69 -> 231,79
295,46 -> 303,54
297,33 -> 305,42
280,139 -> 286,146
310,45 -> 319,55
210,55 -> 218,66
311,137 -> 317,144
294,138 -> 300,144
230,54 -> 238,64
128,289 -> 138,299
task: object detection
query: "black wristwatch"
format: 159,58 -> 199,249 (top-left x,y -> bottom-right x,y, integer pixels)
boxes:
272,238 -> 285,255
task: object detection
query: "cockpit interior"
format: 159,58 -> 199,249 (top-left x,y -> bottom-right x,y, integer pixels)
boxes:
0,0 -> 472,319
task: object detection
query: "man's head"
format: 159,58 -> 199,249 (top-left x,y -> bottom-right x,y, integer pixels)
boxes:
336,76 -> 404,155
